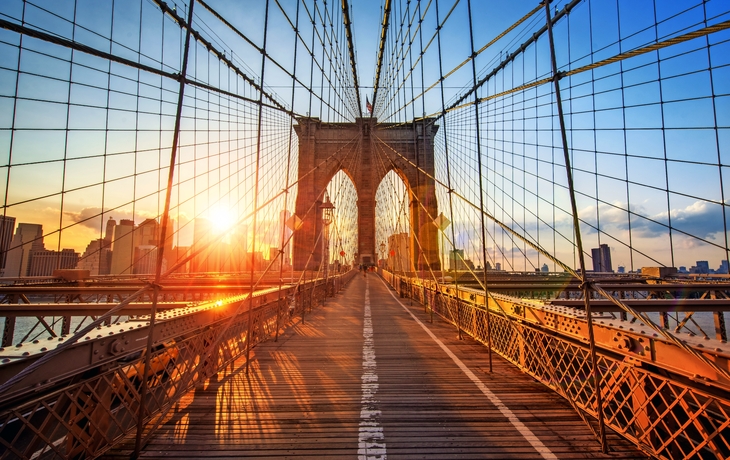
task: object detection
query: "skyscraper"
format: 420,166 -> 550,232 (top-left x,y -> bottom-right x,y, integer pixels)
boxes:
448,248 -> 468,271
110,219 -> 135,275
191,218 -> 214,273
0,215 -> 16,271
77,238 -> 112,275
230,223 -> 248,272
387,233 -> 411,272
104,217 -> 116,246
719,260 -> 729,274
695,260 -> 710,274
591,244 -> 612,273
28,249 -> 79,276
5,223 -> 44,277
134,245 -> 158,274
136,218 -> 159,246
133,219 -> 161,274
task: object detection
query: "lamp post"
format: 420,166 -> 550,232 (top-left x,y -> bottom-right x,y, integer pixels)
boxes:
379,242 -> 385,269
320,196 -> 335,299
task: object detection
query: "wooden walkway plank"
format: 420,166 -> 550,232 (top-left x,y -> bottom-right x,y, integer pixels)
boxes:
105,274 -> 646,459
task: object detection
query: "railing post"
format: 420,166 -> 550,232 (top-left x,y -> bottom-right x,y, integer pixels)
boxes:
455,292 -> 462,340
61,315 -> 70,336
274,278 -> 282,343
2,316 -> 15,347
430,288 -> 435,323
714,311 -> 728,342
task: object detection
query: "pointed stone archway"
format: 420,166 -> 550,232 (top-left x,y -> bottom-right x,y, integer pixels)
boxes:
293,117 -> 440,271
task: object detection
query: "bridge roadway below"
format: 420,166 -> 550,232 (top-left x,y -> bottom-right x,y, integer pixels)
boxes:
106,274 -> 644,459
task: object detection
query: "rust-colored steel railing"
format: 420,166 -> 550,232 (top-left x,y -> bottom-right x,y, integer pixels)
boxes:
383,272 -> 730,459
0,271 -> 355,459
0,273 -> 326,347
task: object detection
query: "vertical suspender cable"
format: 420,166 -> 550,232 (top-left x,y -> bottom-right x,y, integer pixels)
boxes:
652,0 -> 675,269
406,0 -> 422,284
56,0 -> 78,271
466,0 -> 492,372
246,0 -> 271,375
372,0 -> 392,113
133,0 -> 196,457
416,0 -> 434,324
341,0 -> 362,118
703,0 -> 729,341
542,1 -> 607,452
276,0 -> 301,342
434,0 -> 461,340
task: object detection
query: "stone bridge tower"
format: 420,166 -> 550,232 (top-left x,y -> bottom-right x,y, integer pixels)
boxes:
293,117 -> 440,272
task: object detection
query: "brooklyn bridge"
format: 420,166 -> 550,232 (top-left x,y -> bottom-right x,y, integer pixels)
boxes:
0,0 -> 729,458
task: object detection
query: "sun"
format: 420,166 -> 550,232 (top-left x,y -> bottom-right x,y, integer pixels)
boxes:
210,206 -> 235,234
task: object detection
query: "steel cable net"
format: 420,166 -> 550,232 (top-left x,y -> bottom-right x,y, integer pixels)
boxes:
0,0 -> 358,308
0,0 -> 360,458
374,0 -> 730,319
375,0 -> 729,269
1,0 -> 730,458
370,0 -> 730,458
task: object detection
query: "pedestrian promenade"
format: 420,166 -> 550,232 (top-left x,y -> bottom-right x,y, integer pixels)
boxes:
107,274 -> 644,459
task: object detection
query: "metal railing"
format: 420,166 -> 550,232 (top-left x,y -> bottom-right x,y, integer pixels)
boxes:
383,271 -> 730,459
0,270 -> 355,459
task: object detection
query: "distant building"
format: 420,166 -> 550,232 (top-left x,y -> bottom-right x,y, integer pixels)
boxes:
591,244 -> 612,272
541,263 -> 549,272
278,210 -> 293,268
77,238 -> 112,275
448,249 -> 474,271
693,261 -> 710,274
110,219 -> 135,275
387,233 -> 411,272
269,246 -> 282,271
617,265 -> 625,274
28,249 -> 79,277
191,218 -> 214,273
4,223 -> 79,277
280,210 -> 292,243
229,223 -> 248,272
449,249 -> 464,271
168,246 -> 191,273
5,223 -> 44,277
104,217 -> 116,246
136,219 -> 159,246
0,215 -> 16,271
134,245 -> 159,274
133,219 -> 170,274
248,251 -> 265,271
718,260 -> 729,274
495,262 -> 501,271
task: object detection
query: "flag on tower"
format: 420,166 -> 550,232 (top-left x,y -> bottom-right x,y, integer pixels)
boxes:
366,96 -> 373,114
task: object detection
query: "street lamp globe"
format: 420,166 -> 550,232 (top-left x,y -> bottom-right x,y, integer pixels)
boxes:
321,197 -> 335,227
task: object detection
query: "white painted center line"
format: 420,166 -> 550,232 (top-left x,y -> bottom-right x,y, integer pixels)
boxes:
378,276 -> 557,460
358,277 -> 387,460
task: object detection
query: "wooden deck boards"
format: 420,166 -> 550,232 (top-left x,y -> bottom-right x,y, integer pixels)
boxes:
105,275 -> 646,459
